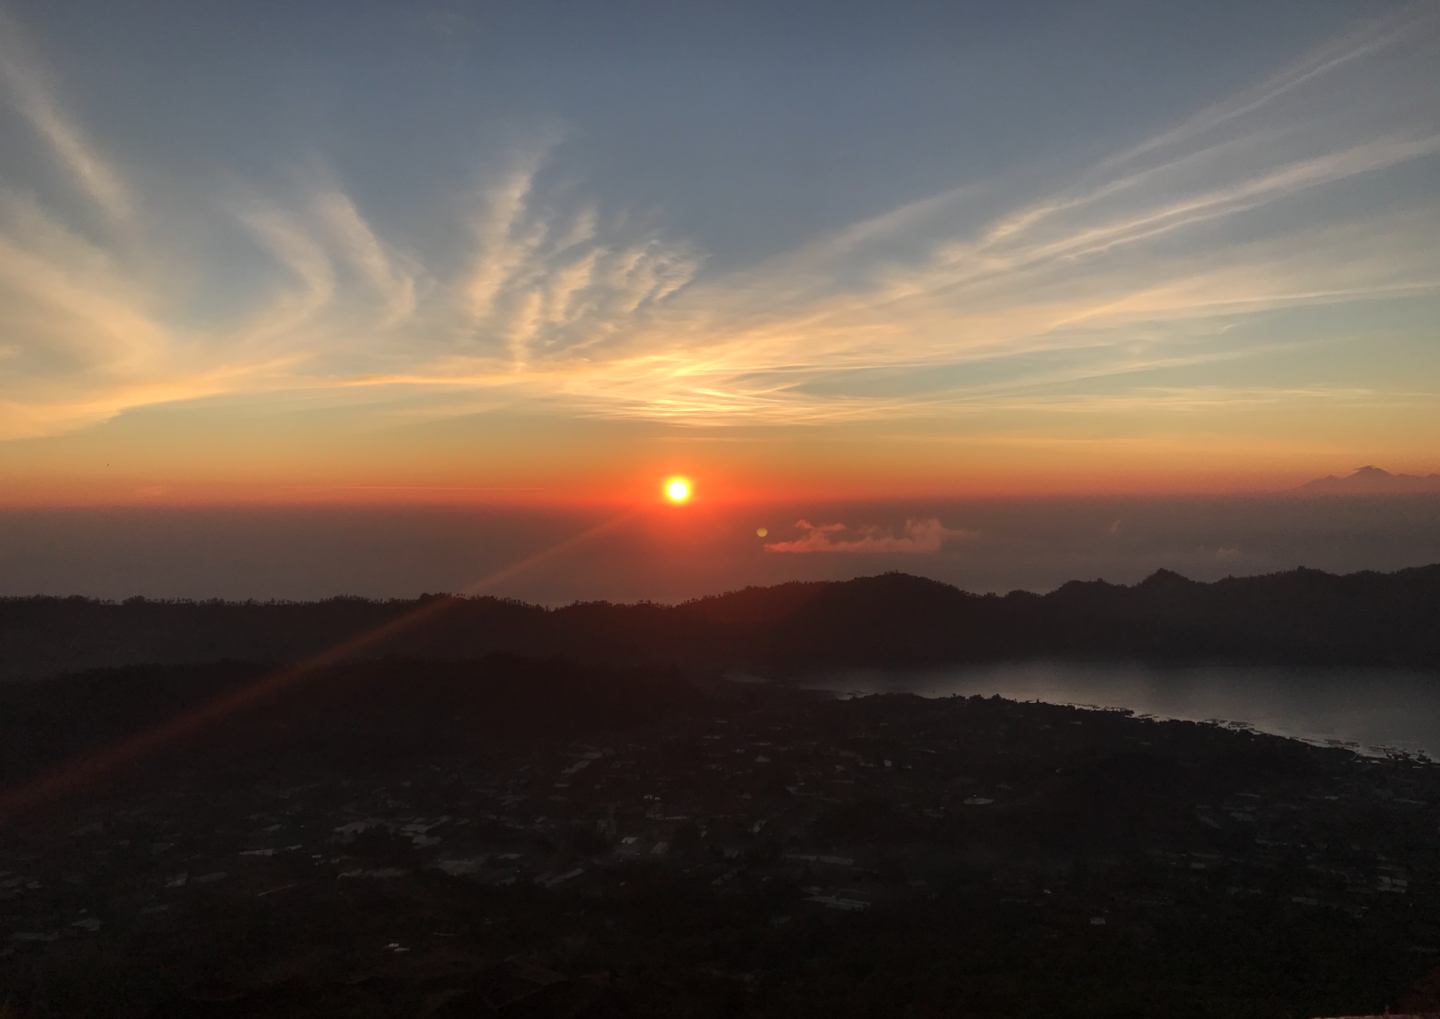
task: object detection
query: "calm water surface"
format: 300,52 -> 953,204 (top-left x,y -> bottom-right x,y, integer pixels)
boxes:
803,663 -> 1440,759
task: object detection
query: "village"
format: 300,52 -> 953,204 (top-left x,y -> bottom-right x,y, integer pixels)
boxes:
3,683 -> 1440,1016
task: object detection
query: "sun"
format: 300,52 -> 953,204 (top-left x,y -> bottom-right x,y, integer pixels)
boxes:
666,478 -> 691,502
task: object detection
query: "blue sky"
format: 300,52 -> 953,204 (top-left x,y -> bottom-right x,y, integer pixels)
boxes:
0,0 -> 1436,502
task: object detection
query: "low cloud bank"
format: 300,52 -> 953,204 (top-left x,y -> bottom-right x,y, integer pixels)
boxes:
764,518 -> 971,554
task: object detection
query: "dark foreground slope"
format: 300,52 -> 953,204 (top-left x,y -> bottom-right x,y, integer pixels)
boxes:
0,656 -> 701,789
4,659 -> 1440,1017
4,564 -> 1440,680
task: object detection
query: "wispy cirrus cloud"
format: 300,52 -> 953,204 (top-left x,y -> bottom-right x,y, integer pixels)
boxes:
461,144 -> 700,368
0,6 -> 1435,444
0,15 -> 130,223
764,518 -> 972,554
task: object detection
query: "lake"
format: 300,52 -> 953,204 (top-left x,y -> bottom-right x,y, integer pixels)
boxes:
803,662 -> 1440,760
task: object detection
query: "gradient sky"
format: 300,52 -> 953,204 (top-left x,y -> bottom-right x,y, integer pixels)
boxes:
0,0 -> 1437,507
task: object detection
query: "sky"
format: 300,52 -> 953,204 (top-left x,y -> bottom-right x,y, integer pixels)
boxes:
0,2 -> 1437,599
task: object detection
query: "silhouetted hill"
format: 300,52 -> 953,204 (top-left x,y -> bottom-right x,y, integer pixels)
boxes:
1298,465 -> 1440,493
3,564 -> 1440,681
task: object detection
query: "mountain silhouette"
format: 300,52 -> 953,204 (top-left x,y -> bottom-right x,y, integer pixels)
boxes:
3,564 -> 1439,681
1297,465 -> 1440,493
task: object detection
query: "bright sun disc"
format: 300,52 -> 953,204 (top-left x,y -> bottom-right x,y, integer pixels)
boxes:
666,479 -> 690,502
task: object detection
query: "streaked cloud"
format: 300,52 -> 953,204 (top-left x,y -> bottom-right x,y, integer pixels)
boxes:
461,144 -> 700,368
0,5 -> 1435,449
0,15 -> 131,223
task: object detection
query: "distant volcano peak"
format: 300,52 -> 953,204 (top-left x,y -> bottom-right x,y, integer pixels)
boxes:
1297,466 -> 1440,494
1139,568 -> 1196,588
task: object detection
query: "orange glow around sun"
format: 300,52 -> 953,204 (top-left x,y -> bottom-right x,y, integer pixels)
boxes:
666,478 -> 691,502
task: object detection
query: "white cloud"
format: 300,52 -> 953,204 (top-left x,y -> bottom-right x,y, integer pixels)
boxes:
0,7 -> 1435,441
0,14 -> 131,222
314,189 -> 419,328
764,519 -> 972,554
460,147 -> 700,368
